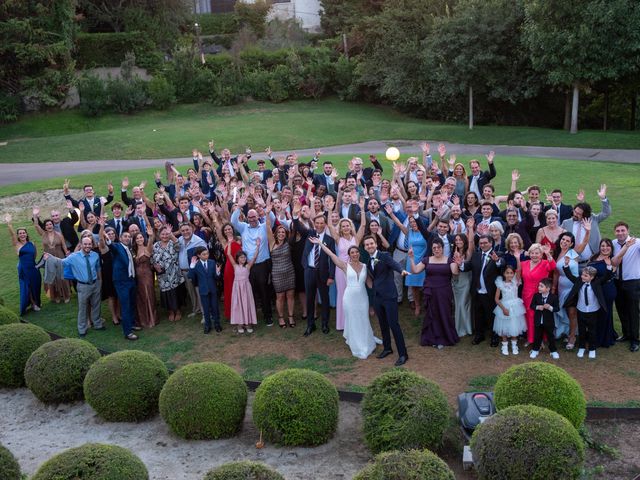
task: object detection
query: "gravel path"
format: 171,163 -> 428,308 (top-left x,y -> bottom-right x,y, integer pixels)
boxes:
0,140 -> 638,187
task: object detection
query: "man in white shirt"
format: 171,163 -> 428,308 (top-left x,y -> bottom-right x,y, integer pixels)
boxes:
178,222 -> 206,317
612,221 -> 640,352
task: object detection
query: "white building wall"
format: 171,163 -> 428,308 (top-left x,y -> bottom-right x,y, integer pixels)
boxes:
248,0 -> 323,31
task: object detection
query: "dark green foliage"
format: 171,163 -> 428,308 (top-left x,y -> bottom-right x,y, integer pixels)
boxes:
31,443 -> 148,480
252,368 -> 339,446
0,323 -> 50,388
235,1 -> 272,38
78,75 -> 110,117
0,94 -> 20,124
196,13 -> 240,35
24,338 -> 101,404
159,362 -> 247,440
107,77 -> 148,114
203,54 -> 236,75
83,350 -> 169,422
0,305 -> 19,325
0,443 -> 20,480
494,362 -> 587,429
362,369 -> 449,454
203,461 -> 285,480
147,76 -> 176,110
75,32 -> 152,68
353,449 -> 455,480
239,47 -> 291,70
471,405 -> 584,480
203,34 -> 235,50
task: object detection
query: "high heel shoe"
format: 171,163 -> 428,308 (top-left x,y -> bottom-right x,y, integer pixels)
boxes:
288,316 -> 296,328
278,317 -> 287,328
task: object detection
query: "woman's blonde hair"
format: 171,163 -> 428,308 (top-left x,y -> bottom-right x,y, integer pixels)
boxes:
528,242 -> 543,255
338,218 -> 356,238
505,233 -> 524,252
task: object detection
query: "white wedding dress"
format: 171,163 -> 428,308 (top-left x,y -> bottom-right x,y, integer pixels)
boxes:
342,263 -> 379,359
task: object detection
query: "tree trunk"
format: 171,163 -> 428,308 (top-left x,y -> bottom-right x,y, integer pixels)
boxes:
563,92 -> 571,131
468,85 -> 474,130
603,86 -> 609,131
630,91 -> 637,131
570,84 -> 579,134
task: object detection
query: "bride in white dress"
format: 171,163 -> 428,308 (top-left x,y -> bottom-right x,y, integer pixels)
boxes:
309,237 -> 379,359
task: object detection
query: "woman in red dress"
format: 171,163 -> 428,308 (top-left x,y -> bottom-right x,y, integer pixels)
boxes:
521,243 -> 556,344
215,221 -> 241,320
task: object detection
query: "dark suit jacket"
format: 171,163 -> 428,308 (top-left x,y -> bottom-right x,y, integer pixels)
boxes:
530,293 -> 560,325
367,251 -> 404,300
562,266 -> 613,312
544,203 -> 573,224
312,173 -> 337,194
339,203 -> 362,229
64,194 -> 113,220
346,158 -> 383,185
106,217 -> 129,238
109,242 -> 135,284
294,219 -> 336,281
462,250 -> 503,297
38,211 -> 79,250
467,163 -> 496,193
188,259 -> 219,296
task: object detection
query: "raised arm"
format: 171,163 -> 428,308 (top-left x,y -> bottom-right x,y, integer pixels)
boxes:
384,203 -> 408,234
31,207 -> 45,236
355,197 -> 367,244
248,237 -> 261,269
309,236 -> 346,272
407,247 -> 425,274
265,206 -> 275,250
5,214 -> 18,246
573,218 -> 592,254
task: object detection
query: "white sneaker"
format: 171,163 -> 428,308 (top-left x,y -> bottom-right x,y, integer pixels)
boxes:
551,352 -> 560,360
501,342 -> 509,356
511,341 -> 519,355
529,350 -> 539,359
588,350 -> 596,359
577,348 -> 585,358
246,328 -> 254,333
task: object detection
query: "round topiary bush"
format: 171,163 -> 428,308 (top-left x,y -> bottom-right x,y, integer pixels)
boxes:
252,368 -> 339,446
159,362 -> 247,439
83,350 -> 168,422
362,369 -> 449,453
494,362 -> 586,428
471,404 -> 584,480
0,305 -> 19,325
203,461 -> 284,480
0,323 -> 50,387
25,338 -> 101,404
31,443 -> 148,480
353,449 -> 455,480
0,443 -> 21,480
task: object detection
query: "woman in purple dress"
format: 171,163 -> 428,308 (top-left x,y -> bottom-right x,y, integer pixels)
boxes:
408,238 -> 460,348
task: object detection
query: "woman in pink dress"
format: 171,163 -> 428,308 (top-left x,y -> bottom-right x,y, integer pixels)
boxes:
521,242 -> 556,344
226,239 -> 259,334
327,199 -> 366,331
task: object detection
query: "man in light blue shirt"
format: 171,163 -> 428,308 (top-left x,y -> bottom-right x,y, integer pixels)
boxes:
231,205 -> 275,326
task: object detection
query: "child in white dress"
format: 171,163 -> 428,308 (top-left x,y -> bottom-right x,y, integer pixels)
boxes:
493,265 -> 527,355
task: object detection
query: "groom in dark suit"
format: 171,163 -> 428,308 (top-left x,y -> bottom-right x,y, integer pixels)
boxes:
363,235 -> 409,366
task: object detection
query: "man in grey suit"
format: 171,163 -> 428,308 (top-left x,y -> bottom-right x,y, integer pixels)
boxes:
561,184 -> 610,265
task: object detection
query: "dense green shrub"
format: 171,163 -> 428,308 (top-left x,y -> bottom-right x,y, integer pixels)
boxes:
0,305 -> 19,325
0,94 -> 20,124
197,13 -> 240,35
106,77 -> 148,114
471,405 -> 584,480
147,76 -> 176,110
159,362 -> 247,440
0,443 -> 20,480
240,47 -> 290,70
31,443 -> 148,480
0,323 -> 50,388
235,0 -> 271,38
494,362 -> 587,428
333,55 -> 360,101
203,461 -> 284,480
362,369 -> 449,454
203,34 -> 235,50
253,368 -> 339,446
78,75 -> 110,117
75,32 -> 153,68
84,350 -> 168,422
203,53 -> 236,75
24,338 -> 101,404
353,449 -> 455,480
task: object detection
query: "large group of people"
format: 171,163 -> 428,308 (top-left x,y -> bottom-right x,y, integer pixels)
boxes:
5,141 -> 639,364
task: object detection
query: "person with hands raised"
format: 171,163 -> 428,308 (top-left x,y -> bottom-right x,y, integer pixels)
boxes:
226,239 -> 259,334
467,151 -> 497,198
6,213 -> 42,315
612,222 -> 640,352
521,243 -> 557,346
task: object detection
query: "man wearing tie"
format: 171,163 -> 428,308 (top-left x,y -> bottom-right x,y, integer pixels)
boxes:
544,189 -> 573,223
128,203 -> 150,241
106,202 -> 128,238
189,246 -> 222,334
612,222 -> 640,352
467,151 -> 496,199
529,278 -> 560,359
106,230 -> 139,341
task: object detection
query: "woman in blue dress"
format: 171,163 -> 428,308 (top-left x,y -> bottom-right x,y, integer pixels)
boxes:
404,217 -> 428,317
588,239 -> 618,348
6,214 -> 42,315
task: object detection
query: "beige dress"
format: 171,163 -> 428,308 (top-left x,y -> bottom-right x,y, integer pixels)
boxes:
42,232 -> 71,302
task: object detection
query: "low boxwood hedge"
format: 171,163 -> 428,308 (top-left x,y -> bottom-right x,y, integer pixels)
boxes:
159,362 -> 247,440
0,443 -> 20,480
25,338 -> 101,404
0,323 -> 50,387
362,369 -> 450,453
252,368 -> 339,446
84,350 -> 168,422
353,449 -> 455,480
31,443 -> 148,480
471,404 -> 584,480
494,362 -> 587,428
203,461 -> 284,480
0,305 -> 19,325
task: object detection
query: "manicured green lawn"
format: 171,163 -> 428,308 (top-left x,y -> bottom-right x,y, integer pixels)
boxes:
2,99 -> 640,163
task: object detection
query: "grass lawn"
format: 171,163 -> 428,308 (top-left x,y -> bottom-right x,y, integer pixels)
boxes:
1,153 -> 639,403
2,99 -> 640,163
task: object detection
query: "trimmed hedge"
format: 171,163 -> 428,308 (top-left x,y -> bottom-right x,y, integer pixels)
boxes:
196,13 -> 240,35
203,461 -> 284,480
353,449 -> 455,480
0,305 -> 19,325
362,369 -> 450,454
471,405 -> 584,480
252,368 -> 339,446
84,350 -> 168,422
494,362 -> 587,428
0,323 -> 50,388
75,32 -> 154,68
31,443 -> 148,480
0,443 -> 20,480
24,338 -> 101,404
159,362 -> 247,440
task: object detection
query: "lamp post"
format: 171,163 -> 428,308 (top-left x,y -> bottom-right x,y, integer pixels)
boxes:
194,22 -> 205,64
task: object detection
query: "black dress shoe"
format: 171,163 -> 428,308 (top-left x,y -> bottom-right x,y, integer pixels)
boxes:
395,355 -> 408,366
490,336 -> 500,348
630,343 -> 639,352
376,349 -> 393,359
204,326 -> 211,334
617,335 -> 629,342
215,325 -> 222,333
472,336 -> 485,345
322,325 -> 330,334
303,325 -> 316,337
